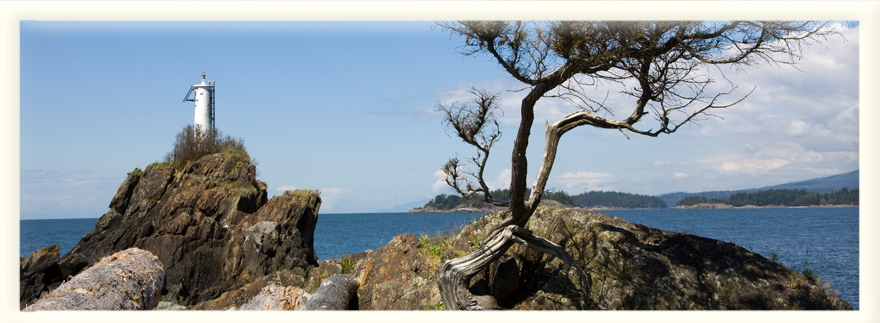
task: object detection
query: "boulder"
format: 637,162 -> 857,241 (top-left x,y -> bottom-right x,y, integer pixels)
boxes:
23,248 -> 164,311
20,152 -> 322,308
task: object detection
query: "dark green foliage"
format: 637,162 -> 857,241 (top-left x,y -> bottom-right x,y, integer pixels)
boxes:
726,188 -> 858,206
544,190 -> 576,206
425,193 -> 484,210
659,190 -> 756,207
677,195 -> 724,206
570,191 -> 668,209
424,188 -> 575,210
802,267 -> 819,284
340,258 -> 355,275
658,170 -> 859,206
676,188 -> 859,207
424,189 -> 666,210
163,125 -> 250,171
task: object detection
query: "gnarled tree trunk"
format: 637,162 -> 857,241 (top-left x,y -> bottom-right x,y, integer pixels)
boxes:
438,224 -> 573,310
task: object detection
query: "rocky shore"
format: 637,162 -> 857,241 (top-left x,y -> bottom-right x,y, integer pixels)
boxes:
21,152 -> 852,310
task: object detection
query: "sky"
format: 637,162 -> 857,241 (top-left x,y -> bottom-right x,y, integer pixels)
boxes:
17,20 -> 860,218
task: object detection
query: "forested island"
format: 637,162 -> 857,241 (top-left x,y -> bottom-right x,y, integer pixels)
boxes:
412,187 -> 857,212
676,188 -> 859,208
412,189 -> 666,212
572,191 -> 667,209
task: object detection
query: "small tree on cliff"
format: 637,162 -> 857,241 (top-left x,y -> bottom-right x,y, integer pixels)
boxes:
435,21 -> 839,310
164,125 -> 250,170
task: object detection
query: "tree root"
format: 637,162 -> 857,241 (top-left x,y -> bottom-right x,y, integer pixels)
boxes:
438,225 -> 573,310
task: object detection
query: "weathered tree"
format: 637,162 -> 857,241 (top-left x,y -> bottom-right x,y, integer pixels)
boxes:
435,21 -> 838,310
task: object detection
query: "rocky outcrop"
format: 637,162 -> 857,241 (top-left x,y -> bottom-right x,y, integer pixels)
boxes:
505,208 -> 851,310
348,234 -> 442,310
19,245 -> 63,309
337,207 -> 851,310
20,152 -> 322,308
23,248 -> 164,311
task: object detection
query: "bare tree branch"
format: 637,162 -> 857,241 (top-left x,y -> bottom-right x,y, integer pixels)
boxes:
437,88 -> 507,206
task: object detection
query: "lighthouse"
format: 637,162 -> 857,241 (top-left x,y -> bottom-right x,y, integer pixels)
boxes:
182,72 -> 215,133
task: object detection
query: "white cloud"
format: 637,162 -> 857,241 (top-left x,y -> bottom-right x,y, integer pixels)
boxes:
701,141 -> 842,178
674,172 -> 687,178
432,169 -> 448,193
554,171 -> 613,193
275,185 -> 297,191
318,187 -> 348,211
560,171 -> 612,179
487,169 -> 511,191
654,160 -> 671,166
436,78 -> 587,127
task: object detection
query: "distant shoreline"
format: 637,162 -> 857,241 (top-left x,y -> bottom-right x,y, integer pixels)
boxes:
407,206 -> 503,214
670,203 -> 858,210
407,204 -> 858,213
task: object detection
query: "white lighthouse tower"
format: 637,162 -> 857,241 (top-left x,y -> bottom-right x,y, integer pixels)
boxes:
183,72 -> 215,133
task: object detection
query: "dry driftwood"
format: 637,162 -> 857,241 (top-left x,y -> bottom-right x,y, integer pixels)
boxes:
23,248 -> 164,311
239,284 -> 307,310
300,274 -> 359,310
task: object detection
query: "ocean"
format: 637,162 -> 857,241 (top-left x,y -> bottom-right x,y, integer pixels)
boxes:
20,207 -> 858,309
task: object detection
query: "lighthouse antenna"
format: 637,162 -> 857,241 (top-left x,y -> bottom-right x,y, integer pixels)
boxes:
210,80 -> 215,130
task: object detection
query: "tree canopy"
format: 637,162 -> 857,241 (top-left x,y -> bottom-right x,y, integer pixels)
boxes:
678,188 -> 859,207
435,20 -> 838,310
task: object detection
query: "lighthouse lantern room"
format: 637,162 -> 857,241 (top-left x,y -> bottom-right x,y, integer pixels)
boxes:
183,72 -> 215,133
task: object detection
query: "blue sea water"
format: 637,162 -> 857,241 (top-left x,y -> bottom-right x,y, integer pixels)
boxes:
20,207 -> 858,309
20,218 -> 98,259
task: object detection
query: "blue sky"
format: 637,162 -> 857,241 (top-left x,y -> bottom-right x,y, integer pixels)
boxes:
18,20 -> 860,218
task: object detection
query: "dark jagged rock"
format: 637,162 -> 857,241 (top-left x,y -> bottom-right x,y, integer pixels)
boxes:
23,248 -> 164,311
338,208 -> 851,310
20,152 -> 322,308
19,245 -> 63,309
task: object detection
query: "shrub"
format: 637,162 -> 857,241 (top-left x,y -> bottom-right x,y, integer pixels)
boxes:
163,125 -> 250,170
802,267 -> 819,284
340,258 -> 355,274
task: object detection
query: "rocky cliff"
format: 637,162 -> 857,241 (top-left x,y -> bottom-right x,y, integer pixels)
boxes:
20,151 -> 322,309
